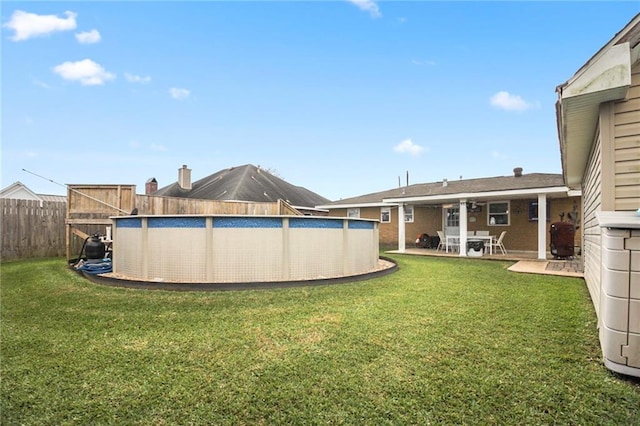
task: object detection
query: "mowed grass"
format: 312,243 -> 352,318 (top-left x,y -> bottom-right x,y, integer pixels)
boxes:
1,256 -> 639,425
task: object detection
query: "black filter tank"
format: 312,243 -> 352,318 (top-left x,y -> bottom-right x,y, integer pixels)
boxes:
85,234 -> 106,263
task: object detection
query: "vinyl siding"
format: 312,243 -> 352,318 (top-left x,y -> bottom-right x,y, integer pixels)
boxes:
582,129 -> 603,316
613,64 -> 640,211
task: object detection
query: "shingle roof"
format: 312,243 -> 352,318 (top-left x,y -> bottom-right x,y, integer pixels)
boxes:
38,194 -> 67,202
320,173 -> 565,206
153,164 -> 330,208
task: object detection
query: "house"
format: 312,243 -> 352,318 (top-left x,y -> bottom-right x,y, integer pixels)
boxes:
317,168 -> 581,257
555,13 -> 640,377
150,164 -> 330,215
0,181 -> 67,203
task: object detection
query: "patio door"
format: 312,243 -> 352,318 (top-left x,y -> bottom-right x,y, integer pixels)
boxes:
444,206 -> 459,236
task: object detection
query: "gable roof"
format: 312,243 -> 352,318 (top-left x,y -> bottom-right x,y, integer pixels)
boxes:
0,181 -> 40,200
153,164 -> 330,208
317,173 -> 569,208
0,181 -> 67,202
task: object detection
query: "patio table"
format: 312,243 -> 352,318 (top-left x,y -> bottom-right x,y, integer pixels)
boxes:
446,235 -> 496,255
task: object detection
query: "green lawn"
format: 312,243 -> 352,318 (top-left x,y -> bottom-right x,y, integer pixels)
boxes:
1,256 -> 639,425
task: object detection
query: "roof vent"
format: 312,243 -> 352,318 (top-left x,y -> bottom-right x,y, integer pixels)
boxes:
513,167 -> 523,177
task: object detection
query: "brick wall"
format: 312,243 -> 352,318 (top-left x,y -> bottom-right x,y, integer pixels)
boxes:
325,196 -> 582,251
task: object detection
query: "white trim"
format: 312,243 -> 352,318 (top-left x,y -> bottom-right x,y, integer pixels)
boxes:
384,186 -> 571,204
316,202 -> 398,209
561,43 -> 630,99
292,205 -> 329,213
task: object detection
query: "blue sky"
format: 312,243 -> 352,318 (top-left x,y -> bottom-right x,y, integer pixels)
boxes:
2,1 -> 639,201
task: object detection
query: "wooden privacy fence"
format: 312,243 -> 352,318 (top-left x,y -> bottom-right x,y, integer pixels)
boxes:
1,199 -> 67,261
65,185 -> 303,261
134,195 -> 298,216
1,185 -> 305,262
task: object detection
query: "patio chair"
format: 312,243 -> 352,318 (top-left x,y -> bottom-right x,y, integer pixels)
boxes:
439,230 -> 459,252
476,230 -> 489,236
436,231 -> 446,251
490,231 -> 508,255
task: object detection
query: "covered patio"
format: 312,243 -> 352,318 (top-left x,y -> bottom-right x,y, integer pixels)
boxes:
387,247 -> 584,278
318,170 -> 582,261
385,187 -> 578,260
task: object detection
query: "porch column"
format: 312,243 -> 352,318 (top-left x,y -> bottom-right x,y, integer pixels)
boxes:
537,194 -> 547,260
459,199 -> 468,257
398,203 -> 406,253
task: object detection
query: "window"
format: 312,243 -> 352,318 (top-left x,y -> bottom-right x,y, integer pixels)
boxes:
446,207 -> 460,227
528,201 -> 550,221
380,207 -> 391,223
488,201 -> 509,226
404,205 -> 414,223
347,208 -> 360,218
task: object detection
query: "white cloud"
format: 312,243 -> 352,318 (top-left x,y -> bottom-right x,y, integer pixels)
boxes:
169,87 -> 190,100
75,29 -> 101,44
125,72 -> 151,84
393,139 -> 425,157
4,10 -> 77,41
52,59 -> 115,86
347,0 -> 382,18
490,91 -> 534,112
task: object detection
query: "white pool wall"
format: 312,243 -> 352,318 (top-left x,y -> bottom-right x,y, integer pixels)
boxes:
111,215 -> 379,283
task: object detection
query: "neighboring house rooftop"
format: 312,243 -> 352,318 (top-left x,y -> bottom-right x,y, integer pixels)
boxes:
0,181 -> 67,203
318,170 -> 568,208
152,164 -> 330,209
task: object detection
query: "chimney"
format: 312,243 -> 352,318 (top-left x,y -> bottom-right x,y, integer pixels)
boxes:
145,177 -> 158,194
443,179 -> 448,187
513,167 -> 523,177
178,164 -> 192,190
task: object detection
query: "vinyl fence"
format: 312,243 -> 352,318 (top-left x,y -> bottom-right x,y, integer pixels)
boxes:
1,199 -> 67,261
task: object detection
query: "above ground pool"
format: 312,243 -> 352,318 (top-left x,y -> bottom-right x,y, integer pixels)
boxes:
107,215 -> 388,287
